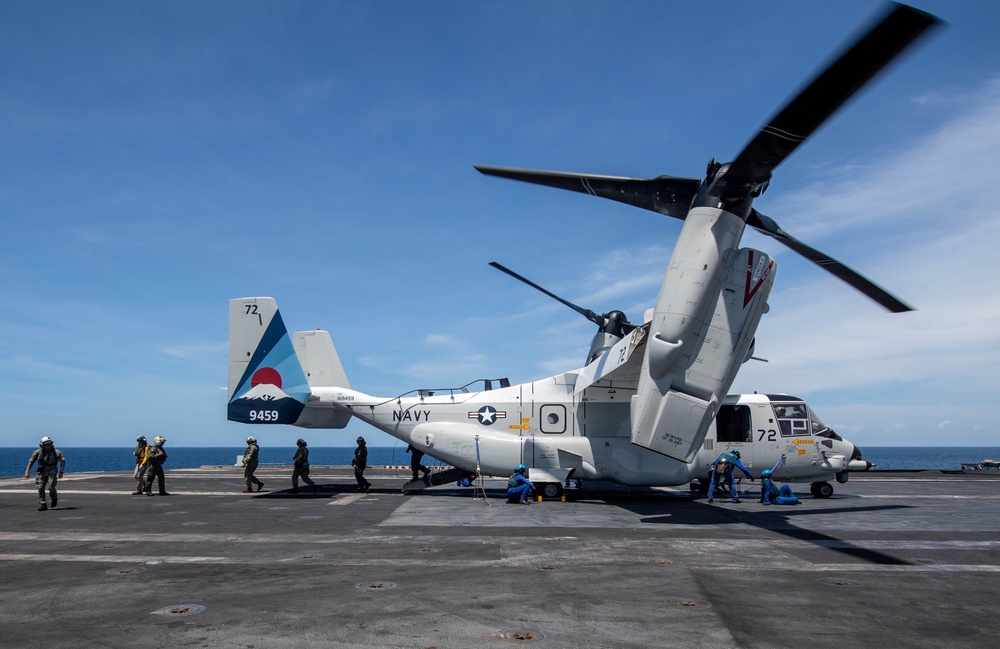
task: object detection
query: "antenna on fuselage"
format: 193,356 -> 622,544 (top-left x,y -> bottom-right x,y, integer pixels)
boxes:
472,435 -> 490,505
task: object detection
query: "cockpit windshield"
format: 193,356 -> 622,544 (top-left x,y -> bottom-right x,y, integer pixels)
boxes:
807,405 -> 842,440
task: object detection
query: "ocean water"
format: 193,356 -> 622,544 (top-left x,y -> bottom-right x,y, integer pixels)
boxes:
3,446 -> 999,478
859,447 -> 1000,471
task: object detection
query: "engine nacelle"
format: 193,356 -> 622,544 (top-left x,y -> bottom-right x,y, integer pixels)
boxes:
632,221 -> 775,463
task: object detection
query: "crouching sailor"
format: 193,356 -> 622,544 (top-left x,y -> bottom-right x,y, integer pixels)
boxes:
759,469 -> 800,505
507,464 -> 535,504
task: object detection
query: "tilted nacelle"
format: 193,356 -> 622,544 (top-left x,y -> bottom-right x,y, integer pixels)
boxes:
631,207 -> 775,462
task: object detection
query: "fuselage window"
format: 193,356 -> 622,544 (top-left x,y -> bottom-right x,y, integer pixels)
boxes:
540,404 -> 567,434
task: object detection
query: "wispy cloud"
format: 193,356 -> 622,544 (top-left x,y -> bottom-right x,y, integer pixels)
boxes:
733,80 -> 1000,443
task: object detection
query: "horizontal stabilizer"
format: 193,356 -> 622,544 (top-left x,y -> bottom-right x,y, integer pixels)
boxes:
293,406 -> 352,429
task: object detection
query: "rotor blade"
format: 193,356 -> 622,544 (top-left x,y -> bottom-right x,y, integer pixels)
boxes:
489,261 -> 604,327
722,4 -> 941,191
475,165 -> 700,220
748,210 -> 914,313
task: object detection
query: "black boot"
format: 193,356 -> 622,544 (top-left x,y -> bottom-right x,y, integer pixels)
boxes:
256,481 -> 264,492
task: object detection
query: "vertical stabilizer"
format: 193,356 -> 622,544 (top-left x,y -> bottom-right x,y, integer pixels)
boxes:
291,329 -> 354,429
228,297 -> 311,425
294,330 -> 351,389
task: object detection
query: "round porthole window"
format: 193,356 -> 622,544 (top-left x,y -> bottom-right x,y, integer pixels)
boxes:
547,413 -> 560,425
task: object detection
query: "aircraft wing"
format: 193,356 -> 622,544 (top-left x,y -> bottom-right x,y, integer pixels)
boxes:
574,324 -> 648,394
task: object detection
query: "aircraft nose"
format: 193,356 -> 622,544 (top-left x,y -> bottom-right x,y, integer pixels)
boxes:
847,444 -> 875,471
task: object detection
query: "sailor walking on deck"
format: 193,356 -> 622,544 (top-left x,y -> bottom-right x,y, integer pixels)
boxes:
292,439 -> 317,494
143,436 -> 169,496
24,437 -> 65,511
353,436 -> 371,492
132,435 -> 149,495
242,436 -> 265,492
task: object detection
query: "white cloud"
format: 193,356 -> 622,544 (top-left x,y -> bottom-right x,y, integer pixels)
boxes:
730,80 -> 1000,445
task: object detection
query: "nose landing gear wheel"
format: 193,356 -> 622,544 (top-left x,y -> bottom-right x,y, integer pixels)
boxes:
810,482 -> 834,498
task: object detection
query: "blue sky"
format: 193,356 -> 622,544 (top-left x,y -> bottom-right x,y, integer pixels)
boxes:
2,1 -> 998,449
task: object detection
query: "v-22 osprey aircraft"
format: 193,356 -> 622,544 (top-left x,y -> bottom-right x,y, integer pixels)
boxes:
227,4 -> 939,498
229,296 -> 869,499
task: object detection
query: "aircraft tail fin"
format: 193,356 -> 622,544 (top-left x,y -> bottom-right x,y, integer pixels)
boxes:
293,330 -> 351,389
289,329 -> 354,429
228,297 -> 311,425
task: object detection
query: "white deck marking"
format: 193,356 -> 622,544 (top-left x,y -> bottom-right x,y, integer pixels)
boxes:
329,493 -> 368,505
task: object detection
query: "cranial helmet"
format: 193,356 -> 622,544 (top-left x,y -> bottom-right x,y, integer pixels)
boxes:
154,436 -> 165,447
731,450 -> 741,458
761,469 -> 772,477
39,436 -> 53,447
297,439 -> 306,447
136,435 -> 146,443
356,436 -> 365,444
516,464 -> 527,474
246,436 -> 256,444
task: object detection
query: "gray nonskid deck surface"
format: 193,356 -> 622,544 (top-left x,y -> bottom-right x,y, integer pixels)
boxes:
1,468 -> 998,648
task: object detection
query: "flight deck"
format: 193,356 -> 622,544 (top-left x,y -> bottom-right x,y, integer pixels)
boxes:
1,467 -> 997,648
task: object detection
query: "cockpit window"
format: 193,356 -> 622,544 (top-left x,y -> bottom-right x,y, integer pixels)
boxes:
772,402 -> 809,436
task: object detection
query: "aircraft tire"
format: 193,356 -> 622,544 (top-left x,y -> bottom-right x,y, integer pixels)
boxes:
811,482 -> 834,498
540,482 -> 563,499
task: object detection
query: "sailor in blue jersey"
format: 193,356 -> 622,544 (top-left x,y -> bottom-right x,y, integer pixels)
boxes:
707,449 -> 753,503
507,464 -> 535,504
759,461 -> 800,505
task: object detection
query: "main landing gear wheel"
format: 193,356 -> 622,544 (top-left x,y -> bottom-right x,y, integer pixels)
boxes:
810,482 -> 834,498
540,482 -> 563,499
